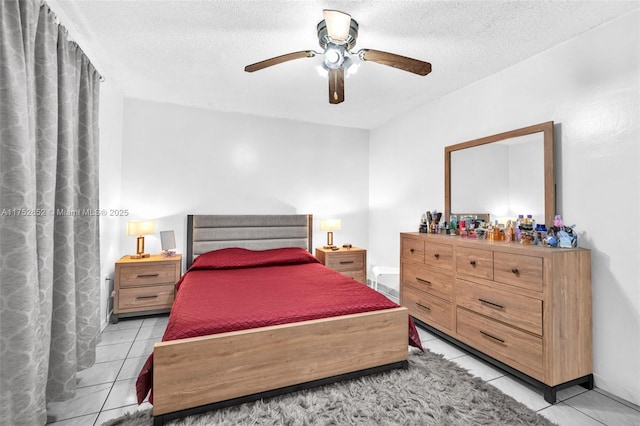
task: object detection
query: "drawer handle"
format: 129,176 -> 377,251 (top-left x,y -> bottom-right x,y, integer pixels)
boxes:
416,277 -> 432,285
469,260 -> 476,266
434,253 -> 440,258
410,248 -> 415,253
136,295 -> 159,300
480,330 -> 505,344
511,267 -> 519,274
137,273 -> 160,278
479,298 -> 505,309
416,302 -> 431,311
339,260 -> 355,264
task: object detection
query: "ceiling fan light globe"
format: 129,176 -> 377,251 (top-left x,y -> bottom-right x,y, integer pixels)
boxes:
344,57 -> 359,77
316,64 -> 329,78
323,45 -> 344,69
323,9 -> 351,43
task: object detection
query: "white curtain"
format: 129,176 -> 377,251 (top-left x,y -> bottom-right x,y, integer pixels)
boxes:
0,1 -> 101,424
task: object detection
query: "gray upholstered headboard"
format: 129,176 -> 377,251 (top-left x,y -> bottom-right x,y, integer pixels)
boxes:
186,214 -> 313,268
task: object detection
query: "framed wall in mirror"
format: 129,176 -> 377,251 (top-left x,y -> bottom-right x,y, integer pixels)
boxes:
444,121 -> 555,227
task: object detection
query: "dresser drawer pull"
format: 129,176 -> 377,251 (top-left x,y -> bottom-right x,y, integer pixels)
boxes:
434,253 -> 440,258
136,273 -> 160,278
339,260 -> 355,264
416,277 -> 432,285
416,302 -> 431,311
480,330 -> 505,344
469,260 -> 476,266
511,267 -> 519,274
409,248 -> 415,253
136,295 -> 159,300
478,298 -> 505,309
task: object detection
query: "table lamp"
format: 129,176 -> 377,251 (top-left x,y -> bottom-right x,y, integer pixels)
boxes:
320,218 -> 341,249
127,220 -> 156,259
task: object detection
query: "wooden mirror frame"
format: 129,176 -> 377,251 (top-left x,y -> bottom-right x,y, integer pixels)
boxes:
444,121 -> 555,227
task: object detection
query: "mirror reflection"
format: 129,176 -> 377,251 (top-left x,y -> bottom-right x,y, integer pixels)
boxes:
444,121 -> 555,228
450,133 -> 545,224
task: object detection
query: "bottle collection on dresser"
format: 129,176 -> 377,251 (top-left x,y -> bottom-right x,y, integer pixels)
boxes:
400,228 -> 593,403
419,211 -> 577,248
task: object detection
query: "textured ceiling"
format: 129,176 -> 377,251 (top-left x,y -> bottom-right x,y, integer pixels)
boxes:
47,1 -> 638,129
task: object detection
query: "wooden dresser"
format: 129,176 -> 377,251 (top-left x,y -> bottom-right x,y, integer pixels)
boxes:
112,254 -> 182,323
316,247 -> 367,284
400,232 -> 592,402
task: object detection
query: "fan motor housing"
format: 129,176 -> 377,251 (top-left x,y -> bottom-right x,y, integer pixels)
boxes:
317,19 -> 359,51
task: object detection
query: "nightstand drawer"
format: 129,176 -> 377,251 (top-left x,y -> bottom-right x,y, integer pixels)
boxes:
118,284 -> 175,311
325,252 -> 365,272
119,264 -> 177,287
339,270 -> 366,283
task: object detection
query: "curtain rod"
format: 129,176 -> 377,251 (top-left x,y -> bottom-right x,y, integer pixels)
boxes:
43,1 -> 106,82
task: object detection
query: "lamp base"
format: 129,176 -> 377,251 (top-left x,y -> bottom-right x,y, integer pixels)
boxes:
130,236 -> 150,259
130,253 -> 151,259
323,245 -> 337,249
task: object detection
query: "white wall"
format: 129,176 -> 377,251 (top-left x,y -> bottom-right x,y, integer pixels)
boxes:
98,80 -> 124,329
369,11 -> 639,405
118,99 -> 370,265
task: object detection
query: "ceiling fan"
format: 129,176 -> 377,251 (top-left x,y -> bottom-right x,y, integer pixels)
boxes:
244,10 -> 432,104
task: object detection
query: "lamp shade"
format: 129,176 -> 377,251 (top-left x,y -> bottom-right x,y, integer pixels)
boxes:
126,220 -> 156,236
323,9 -> 351,43
320,219 -> 341,232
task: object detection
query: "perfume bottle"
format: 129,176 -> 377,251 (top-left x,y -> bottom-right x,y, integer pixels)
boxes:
450,215 -> 457,236
504,220 -> 514,242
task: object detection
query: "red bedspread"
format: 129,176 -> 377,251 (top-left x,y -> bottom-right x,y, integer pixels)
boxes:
136,247 -> 422,404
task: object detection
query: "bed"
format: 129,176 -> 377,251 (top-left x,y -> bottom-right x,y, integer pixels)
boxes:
138,214 -> 421,425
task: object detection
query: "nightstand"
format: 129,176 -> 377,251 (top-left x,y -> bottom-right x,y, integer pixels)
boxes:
111,254 -> 182,323
315,247 -> 366,284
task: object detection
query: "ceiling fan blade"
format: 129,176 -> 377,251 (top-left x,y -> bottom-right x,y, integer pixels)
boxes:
360,49 -> 432,76
328,67 -> 345,104
244,50 -> 315,72
323,9 -> 351,43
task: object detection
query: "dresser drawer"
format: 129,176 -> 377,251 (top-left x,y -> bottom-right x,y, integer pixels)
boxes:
402,261 -> 453,301
118,284 -> 175,311
457,308 -> 543,379
402,285 -> 453,332
324,251 -> 365,272
401,238 -> 425,263
423,242 -> 453,271
456,247 -> 493,280
456,279 -> 543,335
118,264 -> 178,287
494,252 -> 543,292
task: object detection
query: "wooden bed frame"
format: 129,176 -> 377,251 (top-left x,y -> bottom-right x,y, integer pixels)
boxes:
150,214 -> 410,425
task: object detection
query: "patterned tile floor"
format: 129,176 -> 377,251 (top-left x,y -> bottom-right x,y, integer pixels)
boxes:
46,294 -> 640,426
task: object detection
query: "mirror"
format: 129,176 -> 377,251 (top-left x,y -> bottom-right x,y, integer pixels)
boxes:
445,121 -> 555,227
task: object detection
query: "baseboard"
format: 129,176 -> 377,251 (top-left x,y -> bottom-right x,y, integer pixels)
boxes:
367,279 -> 400,298
593,373 -> 640,408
